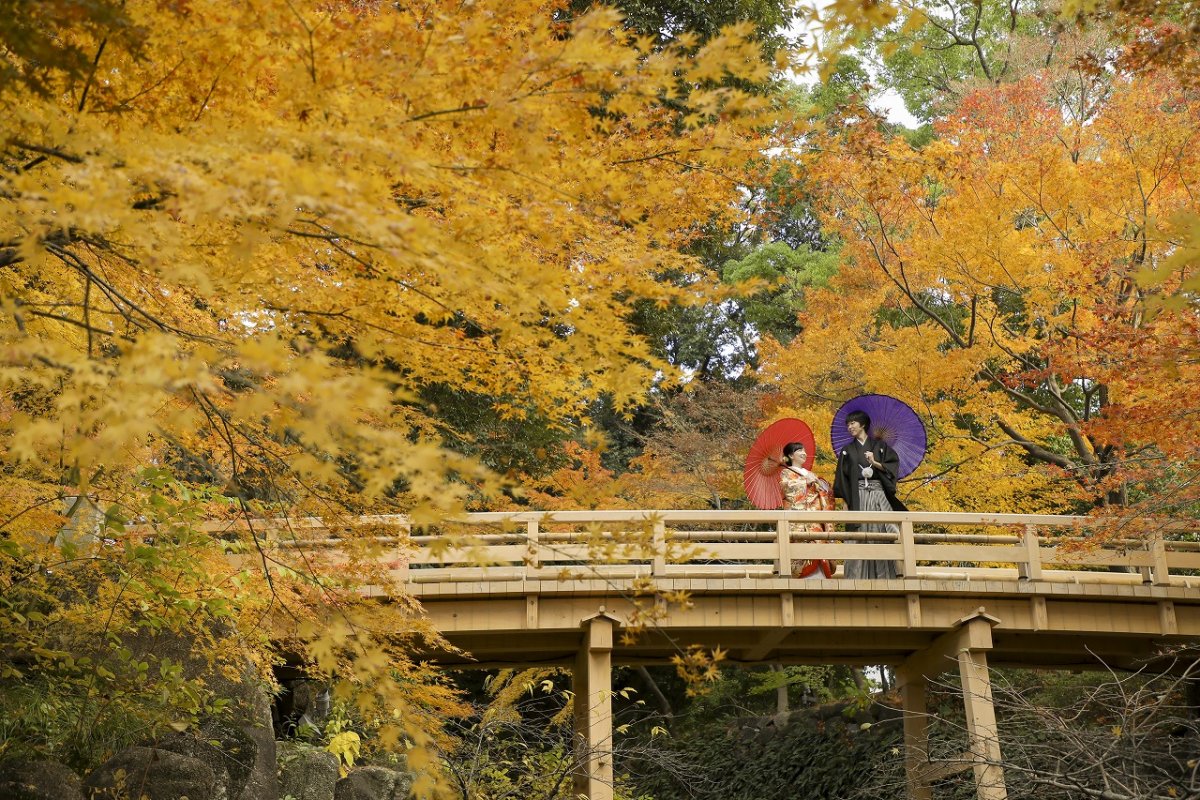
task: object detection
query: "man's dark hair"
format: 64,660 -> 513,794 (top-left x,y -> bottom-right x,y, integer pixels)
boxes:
847,410 -> 871,430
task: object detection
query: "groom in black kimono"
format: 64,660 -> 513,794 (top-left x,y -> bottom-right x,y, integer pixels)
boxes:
833,410 -> 908,515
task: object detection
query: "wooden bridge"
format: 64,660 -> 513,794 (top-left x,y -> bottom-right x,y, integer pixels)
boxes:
255,509 -> 1200,800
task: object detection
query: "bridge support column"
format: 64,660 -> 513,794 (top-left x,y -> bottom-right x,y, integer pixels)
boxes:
898,670 -> 932,800
899,608 -> 1007,800
574,610 -> 617,800
958,635 -> 1006,799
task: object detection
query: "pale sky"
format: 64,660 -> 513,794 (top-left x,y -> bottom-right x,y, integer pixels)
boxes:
786,2 -> 924,129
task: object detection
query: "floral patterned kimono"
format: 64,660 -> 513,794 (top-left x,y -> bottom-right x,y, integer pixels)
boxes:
780,466 -> 835,579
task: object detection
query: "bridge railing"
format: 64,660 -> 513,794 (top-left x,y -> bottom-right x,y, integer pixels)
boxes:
231,510 -> 1200,589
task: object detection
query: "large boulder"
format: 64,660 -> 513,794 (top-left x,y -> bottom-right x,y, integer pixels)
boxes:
277,741 -> 339,800
236,721 -> 278,800
120,626 -> 274,730
334,765 -> 412,800
151,718 -> 276,800
153,724 -> 252,800
0,759 -> 84,800
114,626 -> 278,800
192,662 -> 278,800
83,746 -> 220,800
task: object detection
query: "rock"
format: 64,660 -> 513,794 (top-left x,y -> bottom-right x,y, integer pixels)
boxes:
0,759 -> 84,800
158,719 -> 277,800
152,717 -> 276,800
875,703 -> 905,723
120,627 -> 274,731
110,622 -> 278,800
84,746 -> 220,800
813,701 -> 849,721
199,663 -> 278,800
334,765 -> 412,800
277,741 -> 339,800
237,721 -> 278,800
153,727 -> 240,800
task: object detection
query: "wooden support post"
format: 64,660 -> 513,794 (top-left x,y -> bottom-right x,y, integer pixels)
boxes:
900,609 -> 1007,800
525,595 -> 539,630
958,637 -> 1007,799
744,594 -> 794,661
1030,596 -> 1048,631
1160,600 -> 1178,635
574,611 -> 617,800
907,594 -> 923,628
898,667 -> 933,800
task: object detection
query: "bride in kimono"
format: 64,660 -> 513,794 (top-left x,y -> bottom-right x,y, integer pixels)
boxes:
779,442 -> 835,579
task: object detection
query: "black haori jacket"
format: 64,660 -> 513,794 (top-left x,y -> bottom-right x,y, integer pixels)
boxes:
833,437 -> 909,513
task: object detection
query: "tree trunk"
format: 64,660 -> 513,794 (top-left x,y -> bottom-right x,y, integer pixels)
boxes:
771,664 -> 789,714
635,666 -> 674,721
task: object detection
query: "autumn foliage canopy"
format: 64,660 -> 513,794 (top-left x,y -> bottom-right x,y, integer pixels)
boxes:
766,67 -> 1200,518
0,0 -> 780,778
2,0 -> 1199,787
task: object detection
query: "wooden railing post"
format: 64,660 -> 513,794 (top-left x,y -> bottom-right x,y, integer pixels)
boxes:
1149,531 -> 1169,586
1018,525 -> 1042,581
524,518 -> 541,577
897,666 -> 933,800
652,518 -> 666,577
776,517 -> 791,577
899,519 -> 917,578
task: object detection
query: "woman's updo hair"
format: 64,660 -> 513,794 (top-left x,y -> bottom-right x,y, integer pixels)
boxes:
782,441 -> 807,466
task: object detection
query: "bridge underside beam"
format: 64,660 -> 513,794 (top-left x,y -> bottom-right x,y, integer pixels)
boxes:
419,626 -> 1162,672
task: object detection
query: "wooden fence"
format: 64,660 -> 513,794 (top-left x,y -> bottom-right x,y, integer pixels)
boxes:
208,510 -> 1200,589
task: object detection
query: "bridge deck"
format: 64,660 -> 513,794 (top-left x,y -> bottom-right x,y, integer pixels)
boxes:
213,509 -> 1200,799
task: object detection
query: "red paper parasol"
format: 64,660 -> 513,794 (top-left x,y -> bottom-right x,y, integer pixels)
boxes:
744,418 -> 816,510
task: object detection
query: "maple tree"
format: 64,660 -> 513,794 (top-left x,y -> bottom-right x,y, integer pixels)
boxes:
574,0 -> 797,51
0,0 -> 787,781
509,383 -> 769,511
4,0 -> 1195,791
808,0 -> 1200,77
623,382 -> 766,509
860,0 -> 1116,123
764,65 -> 1200,515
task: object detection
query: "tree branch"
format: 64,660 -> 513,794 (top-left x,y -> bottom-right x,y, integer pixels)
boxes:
996,416 -> 1075,471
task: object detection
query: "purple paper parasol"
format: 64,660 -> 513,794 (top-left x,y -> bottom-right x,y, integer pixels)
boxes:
831,394 -> 926,478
